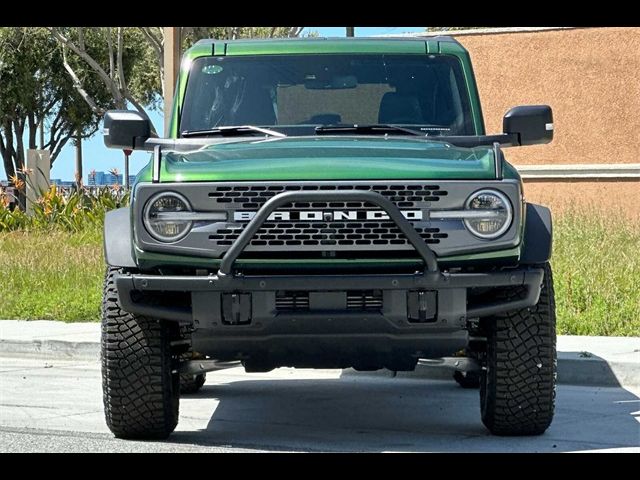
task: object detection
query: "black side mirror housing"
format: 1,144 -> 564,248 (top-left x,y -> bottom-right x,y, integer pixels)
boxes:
103,110 -> 151,150
503,105 -> 553,146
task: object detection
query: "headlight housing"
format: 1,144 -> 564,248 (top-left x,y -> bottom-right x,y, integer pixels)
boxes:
143,192 -> 192,242
464,189 -> 513,239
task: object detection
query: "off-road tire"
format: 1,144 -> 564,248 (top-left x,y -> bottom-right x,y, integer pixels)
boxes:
180,372 -> 206,394
102,267 -> 180,439
454,370 -> 481,389
480,263 -> 556,436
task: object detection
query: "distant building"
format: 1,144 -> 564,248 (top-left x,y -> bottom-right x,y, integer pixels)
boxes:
50,179 -> 76,188
87,171 -> 134,186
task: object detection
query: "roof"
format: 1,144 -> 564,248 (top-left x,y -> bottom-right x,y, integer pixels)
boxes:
185,36 -> 466,60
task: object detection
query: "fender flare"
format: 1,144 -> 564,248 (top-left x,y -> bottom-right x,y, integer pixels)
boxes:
520,203 -> 553,265
103,207 -> 137,268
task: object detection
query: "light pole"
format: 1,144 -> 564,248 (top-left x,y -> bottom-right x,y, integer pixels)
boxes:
123,149 -> 132,190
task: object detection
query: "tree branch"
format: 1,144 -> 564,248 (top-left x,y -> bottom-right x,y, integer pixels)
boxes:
139,27 -> 164,76
78,27 -> 85,51
61,44 -> 102,114
116,27 -> 127,94
49,27 -> 122,104
106,27 -> 114,80
49,132 -> 72,165
287,27 -> 304,38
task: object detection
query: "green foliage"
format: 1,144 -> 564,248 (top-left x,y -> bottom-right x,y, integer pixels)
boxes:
0,184 -> 129,233
181,27 -> 306,49
0,201 -> 636,334
0,27 -> 111,178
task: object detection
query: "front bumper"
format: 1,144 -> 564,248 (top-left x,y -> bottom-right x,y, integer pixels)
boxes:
115,267 -> 544,324
119,189 -> 542,325
116,189 -> 543,367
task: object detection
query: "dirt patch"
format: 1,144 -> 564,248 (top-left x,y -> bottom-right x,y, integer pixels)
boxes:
457,27 -> 640,165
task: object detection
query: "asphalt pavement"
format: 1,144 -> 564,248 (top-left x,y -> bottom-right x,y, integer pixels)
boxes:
1,356 -> 638,452
1,320 -> 638,387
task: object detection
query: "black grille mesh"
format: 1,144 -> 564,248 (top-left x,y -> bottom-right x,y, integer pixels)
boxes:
208,183 -> 448,209
275,290 -> 383,311
210,222 -> 447,247
208,184 -> 449,250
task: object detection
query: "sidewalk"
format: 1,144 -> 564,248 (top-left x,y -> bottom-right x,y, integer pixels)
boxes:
1,320 -> 638,387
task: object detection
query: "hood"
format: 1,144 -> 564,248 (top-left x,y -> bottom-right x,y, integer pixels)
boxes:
154,136 -> 498,182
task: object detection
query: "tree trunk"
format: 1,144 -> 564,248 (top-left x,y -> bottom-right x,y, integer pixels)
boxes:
75,129 -> 83,189
27,112 -> 38,150
39,117 -> 45,150
14,119 -> 25,173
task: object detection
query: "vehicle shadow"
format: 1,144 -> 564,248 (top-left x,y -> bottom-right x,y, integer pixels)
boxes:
169,369 -> 640,452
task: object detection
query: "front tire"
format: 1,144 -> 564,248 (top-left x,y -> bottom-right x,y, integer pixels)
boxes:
480,263 -> 556,436
101,267 -> 180,439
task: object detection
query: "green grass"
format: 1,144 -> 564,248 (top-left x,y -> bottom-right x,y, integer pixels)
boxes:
552,211 -> 640,336
0,212 -> 638,335
0,227 -> 104,322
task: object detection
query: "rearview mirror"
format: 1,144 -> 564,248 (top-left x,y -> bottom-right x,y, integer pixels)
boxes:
305,75 -> 357,90
103,110 -> 151,150
503,105 -> 553,146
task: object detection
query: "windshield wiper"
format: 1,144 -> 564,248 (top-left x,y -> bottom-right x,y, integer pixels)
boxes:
182,126 -> 286,138
315,124 -> 425,136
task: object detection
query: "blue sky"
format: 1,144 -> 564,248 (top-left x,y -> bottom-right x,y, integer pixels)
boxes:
0,27 -> 425,182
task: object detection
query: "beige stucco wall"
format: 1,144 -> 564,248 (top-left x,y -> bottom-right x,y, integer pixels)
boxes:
454,27 -> 640,165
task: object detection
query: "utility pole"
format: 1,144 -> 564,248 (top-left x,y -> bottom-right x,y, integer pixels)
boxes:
163,27 -> 182,136
346,27 -> 355,37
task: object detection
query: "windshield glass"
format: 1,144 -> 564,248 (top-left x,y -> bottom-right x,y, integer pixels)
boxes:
180,54 -> 476,136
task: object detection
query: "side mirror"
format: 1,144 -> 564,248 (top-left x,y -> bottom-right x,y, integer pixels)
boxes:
503,105 -> 553,146
103,110 -> 151,150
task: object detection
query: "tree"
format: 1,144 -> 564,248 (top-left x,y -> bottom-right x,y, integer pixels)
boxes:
50,27 -> 306,126
0,27 -> 110,183
48,28 -> 161,129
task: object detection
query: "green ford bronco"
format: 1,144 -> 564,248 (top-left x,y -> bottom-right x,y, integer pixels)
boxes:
101,36 -> 556,439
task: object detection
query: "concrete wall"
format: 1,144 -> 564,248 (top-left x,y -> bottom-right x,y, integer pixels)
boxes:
442,27 -> 640,219
454,27 -> 640,166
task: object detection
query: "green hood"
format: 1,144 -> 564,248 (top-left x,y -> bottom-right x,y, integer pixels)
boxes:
152,137 -> 499,182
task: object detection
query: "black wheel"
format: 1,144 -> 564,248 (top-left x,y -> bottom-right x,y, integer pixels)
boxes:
101,267 -> 180,439
180,372 -> 206,394
453,370 -> 481,389
480,263 -> 556,436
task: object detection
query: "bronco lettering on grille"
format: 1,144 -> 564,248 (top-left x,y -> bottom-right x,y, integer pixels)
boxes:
234,210 -> 423,222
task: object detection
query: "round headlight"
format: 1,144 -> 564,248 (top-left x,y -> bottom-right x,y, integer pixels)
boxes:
143,192 -> 192,242
464,189 -> 513,239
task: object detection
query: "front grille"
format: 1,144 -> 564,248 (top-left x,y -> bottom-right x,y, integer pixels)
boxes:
208,184 -> 448,209
275,291 -> 310,311
210,222 -> 447,247
275,290 -> 383,311
346,290 -> 383,310
208,183 -> 449,252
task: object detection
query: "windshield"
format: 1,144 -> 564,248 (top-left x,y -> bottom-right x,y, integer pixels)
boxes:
180,54 -> 476,136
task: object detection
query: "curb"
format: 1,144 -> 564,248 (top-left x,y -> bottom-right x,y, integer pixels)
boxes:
1,337 -> 637,388
0,339 -> 99,362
